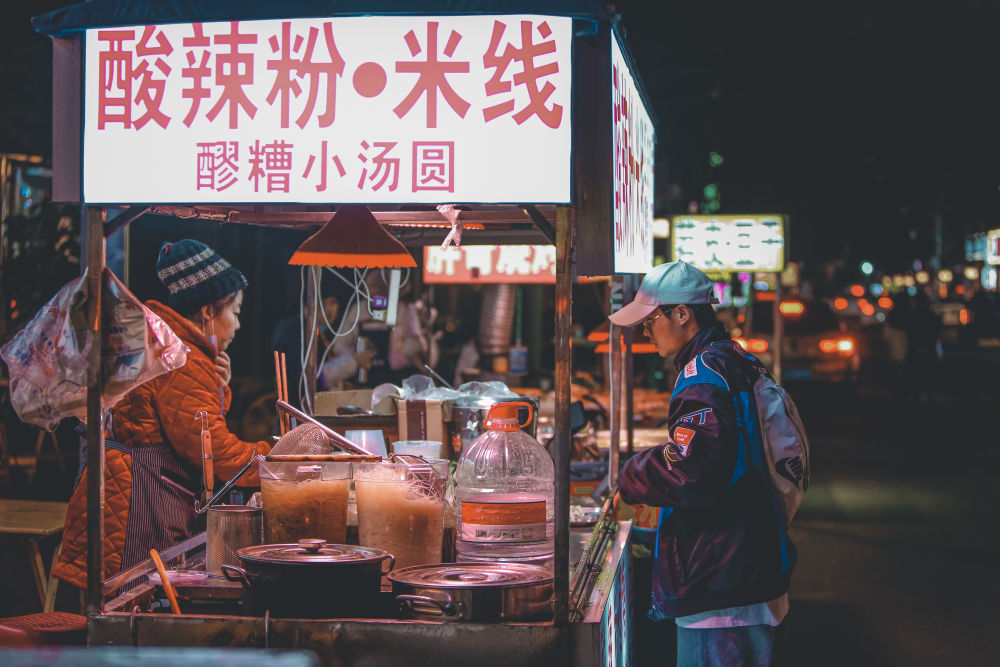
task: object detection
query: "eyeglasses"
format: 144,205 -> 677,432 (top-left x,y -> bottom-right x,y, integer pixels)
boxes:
640,307 -> 676,336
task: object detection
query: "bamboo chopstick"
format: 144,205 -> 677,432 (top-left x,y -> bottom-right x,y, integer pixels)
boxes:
273,350 -> 288,435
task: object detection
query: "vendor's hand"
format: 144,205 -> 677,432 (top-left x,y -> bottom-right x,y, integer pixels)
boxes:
214,351 -> 232,387
354,348 -> 375,370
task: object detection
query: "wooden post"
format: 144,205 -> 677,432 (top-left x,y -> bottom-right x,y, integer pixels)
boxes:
85,206 -> 106,616
609,276 -> 623,492
552,205 -> 573,627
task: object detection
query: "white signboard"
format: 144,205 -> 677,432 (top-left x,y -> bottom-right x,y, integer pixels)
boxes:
671,215 -> 786,272
611,33 -> 654,274
83,16 -> 572,204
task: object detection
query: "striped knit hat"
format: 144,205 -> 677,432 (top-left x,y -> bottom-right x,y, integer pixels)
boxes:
156,239 -> 248,314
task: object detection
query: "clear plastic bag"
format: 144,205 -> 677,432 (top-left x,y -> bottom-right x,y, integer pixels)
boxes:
0,268 -> 188,431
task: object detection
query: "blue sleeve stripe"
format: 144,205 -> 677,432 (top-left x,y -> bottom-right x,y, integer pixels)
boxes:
654,507 -> 674,560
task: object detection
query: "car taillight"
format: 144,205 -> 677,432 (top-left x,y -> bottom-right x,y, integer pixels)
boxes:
747,338 -> 769,353
959,308 -> 969,325
820,338 -> 854,354
857,298 -> 875,316
833,298 -> 848,311
733,337 -> 748,349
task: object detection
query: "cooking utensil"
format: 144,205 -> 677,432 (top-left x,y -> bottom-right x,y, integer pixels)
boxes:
423,364 -> 454,389
389,562 -> 553,622
336,404 -> 379,416
195,455 -> 262,514
276,400 -> 375,456
195,411 -> 214,506
149,548 -> 181,615
221,539 -> 394,618
206,505 -> 262,575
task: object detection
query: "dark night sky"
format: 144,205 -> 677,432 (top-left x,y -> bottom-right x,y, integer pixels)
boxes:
3,1 -> 999,277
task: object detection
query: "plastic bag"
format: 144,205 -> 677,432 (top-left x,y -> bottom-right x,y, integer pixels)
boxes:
0,268 -> 188,430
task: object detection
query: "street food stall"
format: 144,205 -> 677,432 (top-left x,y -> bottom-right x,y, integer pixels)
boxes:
30,1 -> 657,664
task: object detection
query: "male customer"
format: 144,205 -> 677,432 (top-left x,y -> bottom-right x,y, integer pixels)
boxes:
610,261 -> 795,667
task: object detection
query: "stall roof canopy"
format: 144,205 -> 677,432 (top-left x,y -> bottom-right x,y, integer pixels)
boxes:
33,0 -> 615,37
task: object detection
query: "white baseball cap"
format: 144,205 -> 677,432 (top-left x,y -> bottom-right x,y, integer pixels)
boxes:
608,261 -> 719,326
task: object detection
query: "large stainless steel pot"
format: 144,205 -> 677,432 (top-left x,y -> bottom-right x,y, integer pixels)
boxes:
222,539 -> 393,618
389,562 -> 553,622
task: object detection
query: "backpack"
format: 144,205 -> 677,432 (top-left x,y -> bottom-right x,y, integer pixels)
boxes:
751,372 -> 810,527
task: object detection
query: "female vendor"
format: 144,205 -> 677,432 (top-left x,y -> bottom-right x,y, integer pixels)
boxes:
53,239 -> 271,591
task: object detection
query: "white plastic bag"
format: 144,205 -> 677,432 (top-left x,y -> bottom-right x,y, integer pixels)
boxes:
1,268 -> 188,430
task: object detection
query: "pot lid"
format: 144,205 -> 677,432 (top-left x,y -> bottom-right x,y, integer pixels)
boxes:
388,562 -> 552,588
238,539 -> 389,565
453,395 -> 500,408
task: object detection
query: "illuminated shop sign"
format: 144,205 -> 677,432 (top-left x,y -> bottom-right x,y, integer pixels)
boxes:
611,32 -> 654,274
423,244 -> 555,283
83,16 -> 572,203
987,229 -> 1000,266
671,215 -> 786,273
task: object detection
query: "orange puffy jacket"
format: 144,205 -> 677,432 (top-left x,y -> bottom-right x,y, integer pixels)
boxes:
52,300 -> 270,590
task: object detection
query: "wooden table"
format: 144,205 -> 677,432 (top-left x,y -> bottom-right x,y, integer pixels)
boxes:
0,499 -> 68,612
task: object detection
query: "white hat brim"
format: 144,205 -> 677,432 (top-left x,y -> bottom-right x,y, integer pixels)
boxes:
608,300 -> 659,327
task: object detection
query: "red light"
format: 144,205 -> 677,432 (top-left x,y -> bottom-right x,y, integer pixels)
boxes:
959,308 -> 970,325
819,339 -> 837,353
938,285 -> 948,300
849,284 -> 865,297
737,313 -> 746,323
756,292 -> 777,302
747,338 -> 769,353
733,337 -> 748,350
834,298 -> 848,311
955,284 -> 966,296
877,297 -> 893,310
858,298 -> 875,316
779,301 -> 805,315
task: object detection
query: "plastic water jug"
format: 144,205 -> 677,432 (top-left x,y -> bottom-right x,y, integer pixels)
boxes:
455,401 -> 554,562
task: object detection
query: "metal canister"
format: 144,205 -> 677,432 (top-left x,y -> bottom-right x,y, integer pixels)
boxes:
450,395 -> 539,456
206,505 -> 262,575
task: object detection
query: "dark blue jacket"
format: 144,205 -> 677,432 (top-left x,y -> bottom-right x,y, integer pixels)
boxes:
619,323 -> 794,619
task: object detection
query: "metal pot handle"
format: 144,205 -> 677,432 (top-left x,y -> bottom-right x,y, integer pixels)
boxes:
221,564 -> 251,589
381,554 -> 396,576
396,594 -> 464,619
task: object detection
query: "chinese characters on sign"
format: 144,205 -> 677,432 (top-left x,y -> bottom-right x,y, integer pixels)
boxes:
671,215 -> 786,273
84,16 -> 572,204
611,33 -> 655,274
423,245 -> 556,283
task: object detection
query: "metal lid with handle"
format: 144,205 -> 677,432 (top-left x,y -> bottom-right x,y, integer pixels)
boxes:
238,539 -> 395,568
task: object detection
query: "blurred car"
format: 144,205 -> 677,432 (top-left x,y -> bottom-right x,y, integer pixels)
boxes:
733,298 -> 862,387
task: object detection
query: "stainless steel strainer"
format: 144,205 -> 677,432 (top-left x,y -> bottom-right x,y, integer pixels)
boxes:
206,505 -> 262,575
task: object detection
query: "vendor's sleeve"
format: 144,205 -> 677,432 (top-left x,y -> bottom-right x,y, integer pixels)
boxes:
157,355 -> 270,485
618,382 -> 739,509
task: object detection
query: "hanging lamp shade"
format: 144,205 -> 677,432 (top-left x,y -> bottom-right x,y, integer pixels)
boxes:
289,205 -> 417,268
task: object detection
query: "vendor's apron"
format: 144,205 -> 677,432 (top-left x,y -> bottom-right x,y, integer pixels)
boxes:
119,440 -> 200,574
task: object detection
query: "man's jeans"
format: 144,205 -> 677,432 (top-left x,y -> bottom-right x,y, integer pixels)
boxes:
676,624 -> 777,667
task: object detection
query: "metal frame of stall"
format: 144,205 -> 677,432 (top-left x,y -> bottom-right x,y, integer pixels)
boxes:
33,2 -> 654,664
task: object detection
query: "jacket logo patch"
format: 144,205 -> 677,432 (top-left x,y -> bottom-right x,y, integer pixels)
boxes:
673,427 -> 695,447
684,360 -> 697,378
678,408 -> 713,425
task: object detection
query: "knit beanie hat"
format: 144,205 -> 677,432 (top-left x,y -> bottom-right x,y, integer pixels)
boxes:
156,239 -> 248,314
